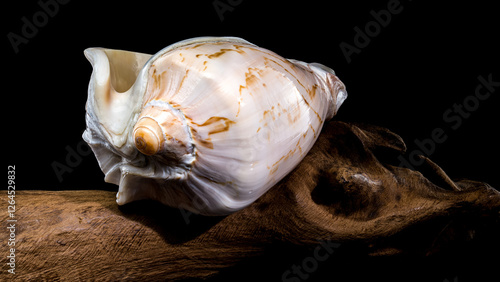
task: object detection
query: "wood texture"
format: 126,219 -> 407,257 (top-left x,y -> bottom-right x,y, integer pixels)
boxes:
2,122 -> 499,281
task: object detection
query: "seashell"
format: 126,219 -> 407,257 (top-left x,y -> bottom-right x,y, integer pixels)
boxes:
83,36 -> 347,215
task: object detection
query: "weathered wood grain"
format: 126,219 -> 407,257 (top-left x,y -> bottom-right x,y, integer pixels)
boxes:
1,122 -> 499,281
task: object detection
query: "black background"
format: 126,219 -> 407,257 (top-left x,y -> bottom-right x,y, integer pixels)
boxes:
3,0 -> 499,280
4,0 -> 499,191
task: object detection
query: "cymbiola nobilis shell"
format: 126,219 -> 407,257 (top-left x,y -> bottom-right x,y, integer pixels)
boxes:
83,36 -> 347,215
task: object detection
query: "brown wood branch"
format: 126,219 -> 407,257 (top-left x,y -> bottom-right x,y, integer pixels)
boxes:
1,122 -> 499,281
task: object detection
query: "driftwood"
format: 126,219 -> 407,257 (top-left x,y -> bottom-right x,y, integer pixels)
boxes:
2,121 -> 499,281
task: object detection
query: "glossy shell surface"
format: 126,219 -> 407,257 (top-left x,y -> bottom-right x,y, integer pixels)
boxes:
83,37 -> 347,215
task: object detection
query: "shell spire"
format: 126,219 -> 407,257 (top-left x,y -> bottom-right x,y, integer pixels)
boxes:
132,101 -> 195,162
133,117 -> 162,156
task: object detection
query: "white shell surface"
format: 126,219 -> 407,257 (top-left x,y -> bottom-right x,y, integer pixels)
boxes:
83,37 -> 347,215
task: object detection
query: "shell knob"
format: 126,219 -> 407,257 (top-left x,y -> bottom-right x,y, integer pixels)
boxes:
133,117 -> 163,156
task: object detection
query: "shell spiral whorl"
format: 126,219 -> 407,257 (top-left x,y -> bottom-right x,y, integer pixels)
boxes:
133,117 -> 163,156
133,102 -> 195,162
